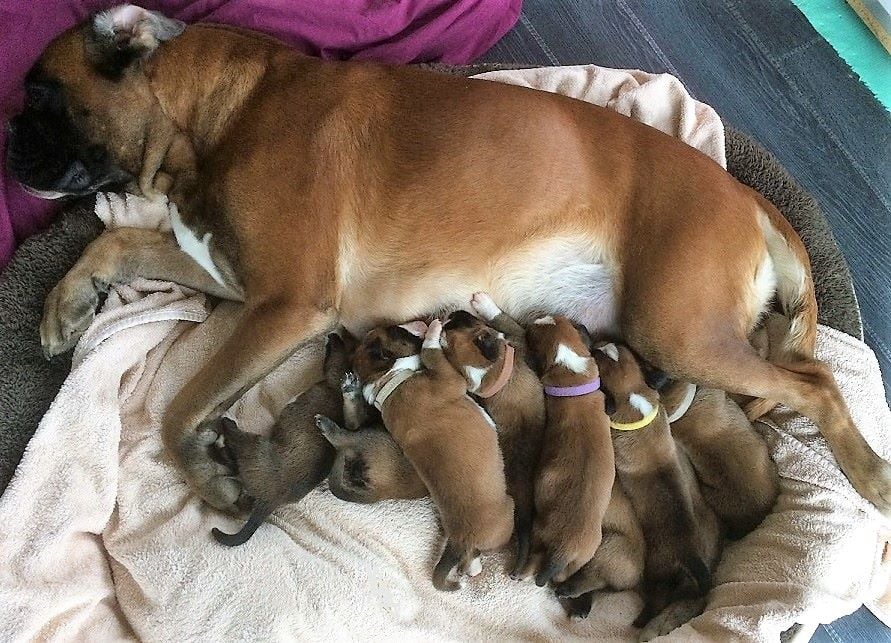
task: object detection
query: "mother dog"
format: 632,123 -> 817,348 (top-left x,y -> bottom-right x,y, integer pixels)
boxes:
8,5 -> 890,515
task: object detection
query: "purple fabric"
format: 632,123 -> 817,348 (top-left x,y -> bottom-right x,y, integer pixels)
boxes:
0,0 -> 521,269
543,378 -> 602,397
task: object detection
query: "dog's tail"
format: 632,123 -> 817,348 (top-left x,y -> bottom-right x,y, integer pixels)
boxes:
212,501 -> 273,547
758,203 -> 818,360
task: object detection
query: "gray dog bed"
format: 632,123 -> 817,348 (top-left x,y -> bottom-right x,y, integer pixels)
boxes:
0,64 -> 860,495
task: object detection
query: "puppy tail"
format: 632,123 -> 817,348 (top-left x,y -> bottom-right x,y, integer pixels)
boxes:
432,541 -> 465,591
212,501 -> 272,547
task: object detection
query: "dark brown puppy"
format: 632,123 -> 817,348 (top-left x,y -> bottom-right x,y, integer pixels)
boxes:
661,381 -> 779,538
522,315 -> 614,587
353,320 -> 514,590
22,7 -> 890,522
441,292 -> 546,577
593,342 -> 722,640
210,332 -> 352,545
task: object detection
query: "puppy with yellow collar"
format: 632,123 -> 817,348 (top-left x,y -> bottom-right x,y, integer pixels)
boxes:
592,341 -> 722,640
352,320 -> 514,591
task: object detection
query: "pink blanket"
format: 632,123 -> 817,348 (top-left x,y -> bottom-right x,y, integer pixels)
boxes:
0,0 -> 521,269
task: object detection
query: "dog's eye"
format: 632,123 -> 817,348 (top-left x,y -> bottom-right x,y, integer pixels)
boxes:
368,339 -> 388,362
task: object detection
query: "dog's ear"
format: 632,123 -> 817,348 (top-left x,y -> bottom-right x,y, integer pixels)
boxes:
88,5 -> 185,79
398,320 -> 428,338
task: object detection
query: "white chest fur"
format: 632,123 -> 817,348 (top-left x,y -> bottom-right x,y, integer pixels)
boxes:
169,204 -> 226,286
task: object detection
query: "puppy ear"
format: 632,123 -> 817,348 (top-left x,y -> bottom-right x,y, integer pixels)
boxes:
89,5 -> 185,79
398,321 -> 428,338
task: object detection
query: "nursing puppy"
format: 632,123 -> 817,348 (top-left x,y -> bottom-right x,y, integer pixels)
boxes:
661,380 -> 779,538
593,342 -> 722,639
209,332 -> 352,546
441,292 -> 546,576
352,320 -> 514,590
522,315 -> 614,586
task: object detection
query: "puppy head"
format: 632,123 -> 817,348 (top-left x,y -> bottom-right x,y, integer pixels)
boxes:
442,310 -> 510,394
7,5 -> 185,197
352,324 -> 423,383
591,343 -> 659,422
525,315 -> 597,383
320,424 -> 424,504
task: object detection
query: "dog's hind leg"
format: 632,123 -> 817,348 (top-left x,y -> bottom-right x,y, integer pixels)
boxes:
163,302 -> 336,510
41,227 -> 242,357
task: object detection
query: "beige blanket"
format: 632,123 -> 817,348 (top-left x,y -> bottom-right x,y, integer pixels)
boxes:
0,65 -> 888,642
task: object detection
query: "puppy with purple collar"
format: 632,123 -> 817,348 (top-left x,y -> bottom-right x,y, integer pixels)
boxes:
521,315 -> 614,587
352,319 -> 514,591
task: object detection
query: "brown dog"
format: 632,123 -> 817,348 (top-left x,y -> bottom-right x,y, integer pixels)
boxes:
593,342 -> 722,639
209,332 -> 352,545
661,380 -> 779,538
352,319 -> 514,590
521,315 -> 614,586
440,292 -> 546,576
316,418 -> 428,503
15,6 -> 889,518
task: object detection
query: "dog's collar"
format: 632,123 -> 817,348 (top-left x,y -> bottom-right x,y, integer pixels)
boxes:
370,369 -> 417,411
610,404 -> 660,431
666,383 -> 697,423
543,377 -> 601,397
477,343 -> 515,398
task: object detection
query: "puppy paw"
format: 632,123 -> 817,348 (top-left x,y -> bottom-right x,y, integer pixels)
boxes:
637,598 -> 705,641
40,274 -> 102,358
341,372 -> 363,398
423,319 -> 443,348
471,292 -> 501,321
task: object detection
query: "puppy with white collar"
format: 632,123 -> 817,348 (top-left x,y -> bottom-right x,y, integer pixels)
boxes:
352,320 -> 514,591
592,342 -> 722,640
441,292 -> 546,577
521,315 -> 614,587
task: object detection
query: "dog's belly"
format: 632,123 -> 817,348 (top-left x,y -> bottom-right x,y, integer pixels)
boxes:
339,236 -> 619,337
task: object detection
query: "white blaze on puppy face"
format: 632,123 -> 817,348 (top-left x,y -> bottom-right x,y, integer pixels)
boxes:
629,393 -> 655,418
533,316 -> 556,325
169,204 -> 226,286
554,343 -> 589,374
596,342 -> 620,362
363,354 -> 422,404
464,365 -> 489,393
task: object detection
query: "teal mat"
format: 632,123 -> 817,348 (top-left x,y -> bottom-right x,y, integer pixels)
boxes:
793,0 -> 891,111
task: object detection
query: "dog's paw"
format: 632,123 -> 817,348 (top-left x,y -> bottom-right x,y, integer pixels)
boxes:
341,372 -> 362,397
178,427 -> 243,513
39,275 -> 101,358
471,292 -> 501,321
849,457 -> 891,519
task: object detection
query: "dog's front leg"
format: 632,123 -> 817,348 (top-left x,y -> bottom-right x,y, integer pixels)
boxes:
40,227 -> 242,357
162,302 -> 336,510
